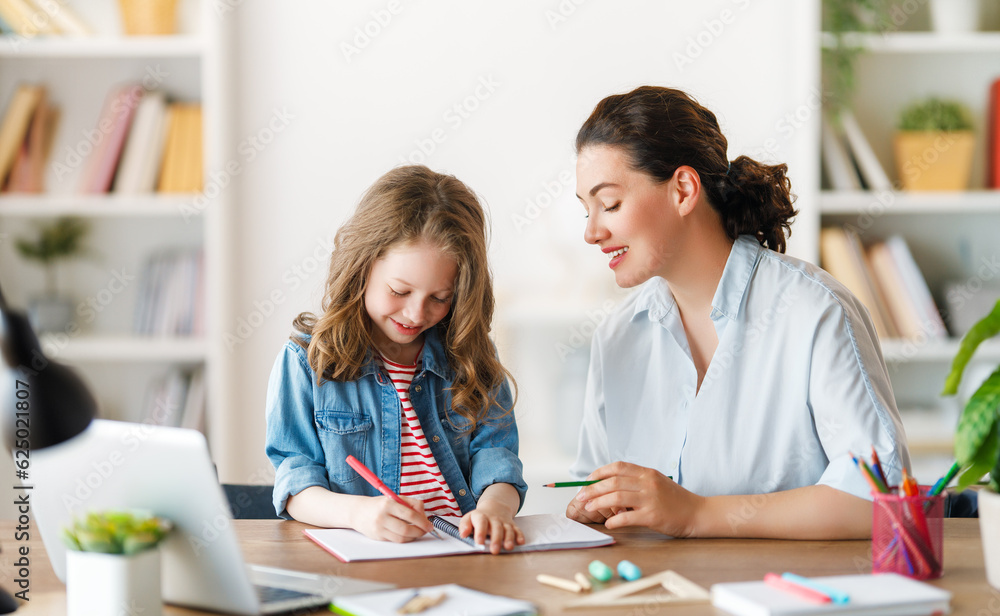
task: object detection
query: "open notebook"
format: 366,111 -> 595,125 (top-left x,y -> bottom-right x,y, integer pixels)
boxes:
305,513 -> 614,562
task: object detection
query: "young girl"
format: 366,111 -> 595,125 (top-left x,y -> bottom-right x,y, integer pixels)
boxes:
266,165 -> 526,553
568,86 -> 910,539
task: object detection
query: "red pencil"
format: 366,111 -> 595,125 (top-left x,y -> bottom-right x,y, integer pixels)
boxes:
345,455 -> 443,539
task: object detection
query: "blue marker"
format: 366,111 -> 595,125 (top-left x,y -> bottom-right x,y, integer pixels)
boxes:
617,560 -> 642,581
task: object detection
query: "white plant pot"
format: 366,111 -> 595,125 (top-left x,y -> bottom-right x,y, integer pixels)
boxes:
980,489 -> 1000,590
929,0 -> 981,33
66,549 -> 162,616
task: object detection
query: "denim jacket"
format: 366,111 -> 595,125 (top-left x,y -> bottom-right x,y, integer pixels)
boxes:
265,327 -> 527,519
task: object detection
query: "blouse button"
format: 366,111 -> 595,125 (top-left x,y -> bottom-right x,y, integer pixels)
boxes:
432,435 -> 440,443
414,385 -> 422,392
458,489 -> 467,496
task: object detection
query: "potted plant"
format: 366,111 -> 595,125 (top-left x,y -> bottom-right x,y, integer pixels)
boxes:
941,298 -> 1000,589
62,511 -> 172,616
15,216 -> 89,333
894,97 -> 975,190
929,0 -> 982,33
822,0 -> 891,115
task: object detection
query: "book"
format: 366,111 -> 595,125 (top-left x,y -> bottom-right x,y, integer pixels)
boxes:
840,109 -> 893,191
989,77 -> 1000,189
330,584 -> 537,616
304,513 -> 614,563
883,235 -> 947,341
0,83 -> 45,187
114,90 -> 168,194
6,89 -> 58,193
867,241 -> 925,340
710,572 -> 951,616
78,85 -> 141,193
821,115 -> 861,191
179,367 -> 206,431
819,227 -> 895,340
155,102 -> 204,193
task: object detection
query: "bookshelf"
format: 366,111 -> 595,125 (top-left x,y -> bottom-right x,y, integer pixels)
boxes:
0,0 -> 233,457
818,23 -> 1000,472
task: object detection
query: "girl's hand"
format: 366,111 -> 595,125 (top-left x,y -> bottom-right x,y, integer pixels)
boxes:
573,461 -> 705,537
458,499 -> 525,554
351,495 -> 434,543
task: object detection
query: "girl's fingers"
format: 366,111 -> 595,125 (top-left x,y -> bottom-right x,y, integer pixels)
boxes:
514,524 -> 525,544
473,516 -> 489,547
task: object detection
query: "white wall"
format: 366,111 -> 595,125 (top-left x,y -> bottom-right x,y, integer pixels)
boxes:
224,1 -> 819,514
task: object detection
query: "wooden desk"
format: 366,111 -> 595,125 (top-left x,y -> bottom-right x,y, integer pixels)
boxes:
4,519 -> 994,615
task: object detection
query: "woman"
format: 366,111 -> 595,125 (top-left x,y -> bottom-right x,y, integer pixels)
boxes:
567,86 -> 909,539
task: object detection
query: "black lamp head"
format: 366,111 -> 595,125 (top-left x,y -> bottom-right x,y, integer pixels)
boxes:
0,282 -> 96,451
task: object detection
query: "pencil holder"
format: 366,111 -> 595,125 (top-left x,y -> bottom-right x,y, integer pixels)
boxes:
871,487 -> 944,580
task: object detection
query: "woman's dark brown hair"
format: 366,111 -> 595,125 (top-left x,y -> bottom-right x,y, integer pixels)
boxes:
576,85 -> 797,253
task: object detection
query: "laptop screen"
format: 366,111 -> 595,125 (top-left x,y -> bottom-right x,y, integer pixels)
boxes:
33,419 -> 262,614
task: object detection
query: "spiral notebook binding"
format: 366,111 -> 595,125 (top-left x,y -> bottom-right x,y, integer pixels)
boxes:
430,516 -> 476,546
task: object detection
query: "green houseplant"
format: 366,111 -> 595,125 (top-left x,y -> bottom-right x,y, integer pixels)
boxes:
62,511 -> 172,616
15,217 -> 89,332
894,97 -> 975,191
822,0 -> 890,115
942,298 -> 1000,589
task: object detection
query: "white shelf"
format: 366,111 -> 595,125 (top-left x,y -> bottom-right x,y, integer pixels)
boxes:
0,194 -> 200,217
821,31 -> 1000,53
820,191 -> 1000,214
0,36 -> 204,58
881,339 -> 1000,363
41,334 -> 207,362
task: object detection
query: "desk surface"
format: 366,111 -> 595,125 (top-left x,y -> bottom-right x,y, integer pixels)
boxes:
4,519 -> 992,615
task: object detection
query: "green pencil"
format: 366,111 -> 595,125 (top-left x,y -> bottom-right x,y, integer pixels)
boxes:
542,480 -> 602,488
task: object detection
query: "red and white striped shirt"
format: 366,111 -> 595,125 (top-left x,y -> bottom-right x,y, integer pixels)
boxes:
378,353 -> 462,517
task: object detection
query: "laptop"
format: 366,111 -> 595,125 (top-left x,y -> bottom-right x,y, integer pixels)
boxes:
32,419 -> 393,615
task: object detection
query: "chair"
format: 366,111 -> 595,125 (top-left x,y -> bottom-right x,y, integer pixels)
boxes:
222,484 -> 279,520
944,490 -> 978,518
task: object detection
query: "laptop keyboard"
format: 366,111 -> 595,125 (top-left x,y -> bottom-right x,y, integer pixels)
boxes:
255,584 -> 322,604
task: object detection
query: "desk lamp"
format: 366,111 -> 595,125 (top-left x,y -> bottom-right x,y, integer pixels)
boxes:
0,281 -> 97,613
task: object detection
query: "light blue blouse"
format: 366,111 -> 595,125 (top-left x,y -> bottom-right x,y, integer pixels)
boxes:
570,235 -> 910,501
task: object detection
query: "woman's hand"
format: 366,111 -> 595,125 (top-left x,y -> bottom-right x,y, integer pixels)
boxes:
351,495 -> 434,543
573,461 -> 705,537
565,495 -> 616,525
458,483 -> 525,554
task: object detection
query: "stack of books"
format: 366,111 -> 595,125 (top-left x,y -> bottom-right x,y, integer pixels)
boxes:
0,81 -> 203,195
821,109 -> 893,192
133,248 -> 204,337
141,367 -> 206,431
820,228 -> 948,341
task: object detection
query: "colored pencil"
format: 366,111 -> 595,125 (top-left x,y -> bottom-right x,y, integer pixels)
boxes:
543,480 -> 602,488
345,455 -> 444,539
928,461 -> 960,496
870,446 -> 888,488
850,452 -> 888,494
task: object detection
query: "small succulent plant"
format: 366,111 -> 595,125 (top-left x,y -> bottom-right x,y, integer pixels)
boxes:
62,511 -> 172,555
